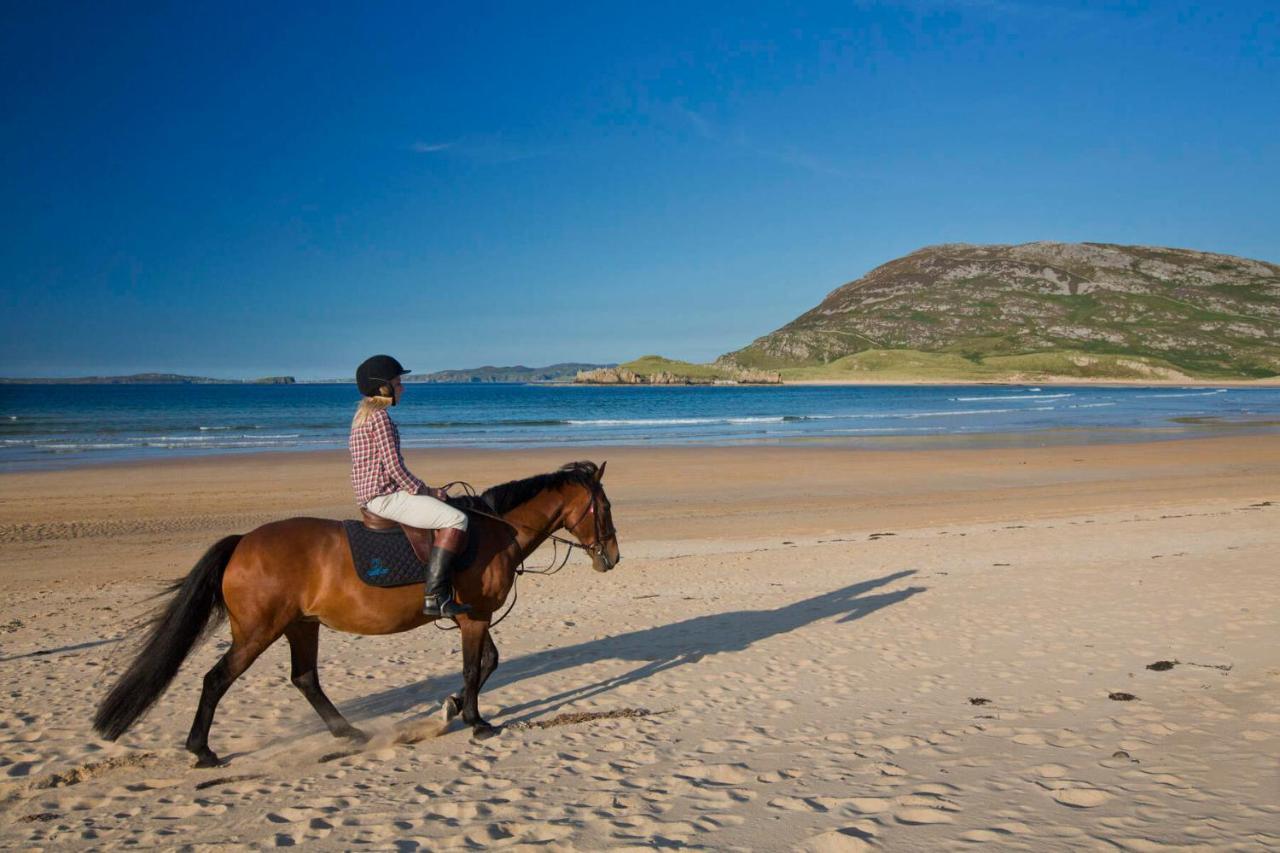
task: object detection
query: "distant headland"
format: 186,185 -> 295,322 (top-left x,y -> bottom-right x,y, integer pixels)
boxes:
583,241 -> 1280,386
0,373 -> 296,385
406,363 -> 612,383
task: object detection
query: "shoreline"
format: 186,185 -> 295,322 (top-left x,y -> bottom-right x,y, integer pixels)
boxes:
4,417 -> 1280,475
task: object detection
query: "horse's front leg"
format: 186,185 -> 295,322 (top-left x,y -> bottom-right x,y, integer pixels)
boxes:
446,629 -> 498,723
457,616 -> 500,739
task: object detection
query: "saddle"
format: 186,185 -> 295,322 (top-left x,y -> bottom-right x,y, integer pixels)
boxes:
342,506 -> 478,588
359,508 -> 435,561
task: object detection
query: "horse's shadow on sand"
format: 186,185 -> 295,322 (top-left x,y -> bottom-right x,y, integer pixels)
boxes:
339,569 -> 925,728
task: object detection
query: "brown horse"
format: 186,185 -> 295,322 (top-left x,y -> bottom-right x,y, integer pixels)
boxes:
93,460 -> 620,767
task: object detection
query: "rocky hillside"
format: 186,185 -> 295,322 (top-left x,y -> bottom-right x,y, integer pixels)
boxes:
721,242 -> 1280,379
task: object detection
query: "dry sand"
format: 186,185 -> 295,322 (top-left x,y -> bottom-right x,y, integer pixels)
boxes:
1,437 -> 1278,849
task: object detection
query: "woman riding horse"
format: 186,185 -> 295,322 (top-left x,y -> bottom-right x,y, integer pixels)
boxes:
92,419 -> 621,764
350,354 -> 469,618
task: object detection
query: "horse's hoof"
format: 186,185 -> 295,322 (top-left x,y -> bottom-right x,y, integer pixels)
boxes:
471,723 -> 501,741
444,695 -> 462,721
192,750 -> 223,769
337,726 -> 369,744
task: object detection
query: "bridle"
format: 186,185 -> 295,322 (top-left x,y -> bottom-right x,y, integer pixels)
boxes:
549,482 -> 617,559
431,477 -> 616,630
439,478 -> 616,560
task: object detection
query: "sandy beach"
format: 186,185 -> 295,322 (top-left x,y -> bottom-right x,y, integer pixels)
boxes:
1,436 -> 1278,849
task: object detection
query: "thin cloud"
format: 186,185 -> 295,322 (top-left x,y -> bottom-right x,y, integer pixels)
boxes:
408,135 -> 550,164
670,100 -> 715,139
409,140 -> 455,153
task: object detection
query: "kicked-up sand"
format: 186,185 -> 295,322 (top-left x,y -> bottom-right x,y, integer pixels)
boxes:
0,436 -> 1278,849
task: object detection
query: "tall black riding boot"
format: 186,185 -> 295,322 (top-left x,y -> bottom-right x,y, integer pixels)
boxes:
423,545 -> 471,618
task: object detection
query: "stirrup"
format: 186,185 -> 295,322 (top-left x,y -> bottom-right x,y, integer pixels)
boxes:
424,595 -> 471,618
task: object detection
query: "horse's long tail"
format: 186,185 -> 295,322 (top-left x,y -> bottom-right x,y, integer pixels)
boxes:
93,534 -> 243,740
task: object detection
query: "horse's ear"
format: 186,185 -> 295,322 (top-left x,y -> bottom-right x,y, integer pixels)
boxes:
595,460 -> 607,482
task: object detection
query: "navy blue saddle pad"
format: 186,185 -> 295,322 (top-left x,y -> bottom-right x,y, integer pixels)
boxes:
342,521 -> 426,587
343,499 -> 491,588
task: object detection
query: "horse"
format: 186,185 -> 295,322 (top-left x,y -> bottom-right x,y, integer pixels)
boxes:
92,460 -> 620,767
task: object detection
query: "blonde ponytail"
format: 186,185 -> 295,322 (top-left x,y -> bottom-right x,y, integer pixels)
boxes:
352,395 -> 394,427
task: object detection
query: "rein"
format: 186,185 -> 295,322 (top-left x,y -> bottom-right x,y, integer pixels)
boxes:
441,479 -> 616,565
433,479 -> 615,630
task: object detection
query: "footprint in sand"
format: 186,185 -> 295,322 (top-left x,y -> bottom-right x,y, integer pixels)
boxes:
768,795 -> 823,812
674,763 -> 752,786
876,734 -> 918,752
799,826 -> 876,852
696,739 -> 731,753
1051,786 -> 1111,808
845,798 -> 894,814
1032,764 -> 1071,779
895,807 -> 954,824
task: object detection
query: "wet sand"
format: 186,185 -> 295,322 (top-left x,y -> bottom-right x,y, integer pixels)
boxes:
1,436 -> 1278,849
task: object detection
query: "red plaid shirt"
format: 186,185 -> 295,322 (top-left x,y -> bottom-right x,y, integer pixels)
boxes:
349,409 -> 426,506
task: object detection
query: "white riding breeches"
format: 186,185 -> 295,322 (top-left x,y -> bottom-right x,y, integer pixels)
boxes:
364,490 -> 468,531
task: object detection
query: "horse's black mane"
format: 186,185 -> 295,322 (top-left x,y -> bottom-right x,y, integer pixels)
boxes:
476,461 -> 599,515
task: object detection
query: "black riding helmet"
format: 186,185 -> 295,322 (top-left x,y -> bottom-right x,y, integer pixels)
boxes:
356,354 -> 411,402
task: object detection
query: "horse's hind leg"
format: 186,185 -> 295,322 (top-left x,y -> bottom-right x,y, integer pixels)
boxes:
185,631 -> 275,767
446,629 -> 498,722
284,621 -> 366,743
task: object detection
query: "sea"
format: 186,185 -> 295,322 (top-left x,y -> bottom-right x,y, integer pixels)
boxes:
2,383 -> 1279,472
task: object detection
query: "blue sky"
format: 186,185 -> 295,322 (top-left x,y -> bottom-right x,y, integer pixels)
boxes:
3,1 -> 1277,378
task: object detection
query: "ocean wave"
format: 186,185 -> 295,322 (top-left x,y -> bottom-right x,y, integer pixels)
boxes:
141,438 -> 325,449
900,407 -> 1041,419
34,442 -> 135,451
1140,389 -> 1227,398
567,416 -> 787,426
822,426 -> 947,434
407,419 -> 567,429
950,393 -> 1073,402
1069,402 -> 1116,409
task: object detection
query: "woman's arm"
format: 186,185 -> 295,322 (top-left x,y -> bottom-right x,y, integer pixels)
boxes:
371,413 -> 427,494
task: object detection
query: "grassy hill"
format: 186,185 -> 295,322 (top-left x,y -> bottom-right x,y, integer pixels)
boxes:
720,242 -> 1280,380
